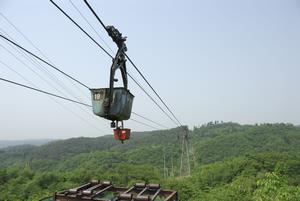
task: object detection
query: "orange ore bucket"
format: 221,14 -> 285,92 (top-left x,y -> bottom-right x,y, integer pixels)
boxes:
114,128 -> 131,141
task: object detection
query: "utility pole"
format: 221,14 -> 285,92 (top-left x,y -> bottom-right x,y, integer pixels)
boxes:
189,140 -> 197,169
164,152 -> 166,179
179,126 -> 196,177
171,156 -> 174,177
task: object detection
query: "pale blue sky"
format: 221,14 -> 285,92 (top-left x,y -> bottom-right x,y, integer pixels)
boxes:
0,0 -> 299,140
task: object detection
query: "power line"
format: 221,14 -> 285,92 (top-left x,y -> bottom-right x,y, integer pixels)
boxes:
0,29 -> 78,100
68,0 -> 114,55
0,13 -> 53,64
49,0 -> 114,59
132,112 -> 168,129
0,67 -> 164,131
0,60 -> 167,131
0,75 -> 162,130
0,29 -> 110,132
0,34 -> 90,89
0,77 -> 91,107
0,43 -> 69,99
83,0 -> 107,31
0,60 -> 107,134
0,74 -> 164,132
0,27 -> 86,103
0,14 -> 111,133
130,118 -> 159,130
125,54 -> 182,126
0,40 -> 104,125
0,13 -> 90,100
0,16 -> 106,131
0,60 -> 35,88
0,34 -> 165,131
127,72 -> 179,125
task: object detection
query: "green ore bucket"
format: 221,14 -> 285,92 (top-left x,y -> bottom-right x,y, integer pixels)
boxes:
90,87 -> 134,121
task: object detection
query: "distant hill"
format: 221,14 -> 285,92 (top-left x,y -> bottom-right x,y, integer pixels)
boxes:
0,139 -> 55,149
0,123 -> 300,201
1,123 -> 299,169
193,122 -> 300,164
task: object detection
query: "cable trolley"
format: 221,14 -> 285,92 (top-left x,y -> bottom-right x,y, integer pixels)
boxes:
90,26 -> 134,142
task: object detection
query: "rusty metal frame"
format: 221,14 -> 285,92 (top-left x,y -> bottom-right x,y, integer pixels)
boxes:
50,181 -> 178,201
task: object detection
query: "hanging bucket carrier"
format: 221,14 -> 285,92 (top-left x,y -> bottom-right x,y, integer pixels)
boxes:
91,88 -> 133,121
90,26 -> 134,142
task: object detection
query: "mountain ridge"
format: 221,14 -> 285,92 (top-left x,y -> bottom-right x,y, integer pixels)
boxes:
0,139 -> 56,149
1,122 -> 300,200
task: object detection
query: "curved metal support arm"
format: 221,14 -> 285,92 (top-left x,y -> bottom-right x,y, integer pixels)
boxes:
108,44 -> 128,110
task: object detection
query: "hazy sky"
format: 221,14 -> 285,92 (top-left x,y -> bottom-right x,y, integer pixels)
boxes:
0,0 -> 299,140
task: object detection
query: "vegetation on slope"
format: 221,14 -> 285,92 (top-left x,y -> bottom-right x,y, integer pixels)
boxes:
0,123 -> 299,201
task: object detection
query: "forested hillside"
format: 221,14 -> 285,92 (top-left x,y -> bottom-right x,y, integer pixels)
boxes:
0,139 -> 54,149
0,123 -> 300,201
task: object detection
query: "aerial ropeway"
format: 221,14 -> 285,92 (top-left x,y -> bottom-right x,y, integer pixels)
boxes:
0,1 -> 177,143
48,0 -> 180,142
90,26 -> 134,143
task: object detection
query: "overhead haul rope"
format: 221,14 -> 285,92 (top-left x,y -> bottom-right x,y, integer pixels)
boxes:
0,35 -> 167,130
64,2 -> 170,129
50,0 -> 181,126
50,0 -> 113,59
132,112 -> 168,129
68,0 -> 114,55
0,4 -> 172,130
0,77 -> 91,107
127,72 -> 178,126
83,0 -> 183,126
131,118 -> 159,130
0,76 -> 163,130
0,34 -> 90,90
0,28 -> 85,102
0,60 -> 107,133
0,13 -> 89,100
0,28 -> 113,133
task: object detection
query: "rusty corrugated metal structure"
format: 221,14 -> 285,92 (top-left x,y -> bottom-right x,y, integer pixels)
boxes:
42,180 -> 178,201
